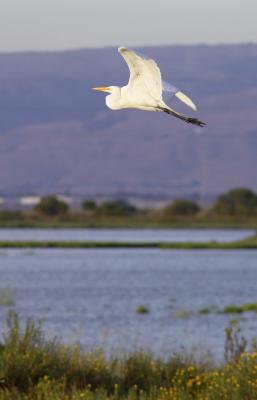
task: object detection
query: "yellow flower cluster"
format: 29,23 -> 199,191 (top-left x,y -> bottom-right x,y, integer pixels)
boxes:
141,352 -> 257,400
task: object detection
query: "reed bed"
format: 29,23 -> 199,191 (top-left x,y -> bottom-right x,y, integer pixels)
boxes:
0,312 -> 257,399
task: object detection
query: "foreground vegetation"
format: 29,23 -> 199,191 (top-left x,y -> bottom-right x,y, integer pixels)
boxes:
0,313 -> 257,399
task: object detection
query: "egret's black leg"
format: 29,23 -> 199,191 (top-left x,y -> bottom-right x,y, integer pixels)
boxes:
160,107 -> 206,127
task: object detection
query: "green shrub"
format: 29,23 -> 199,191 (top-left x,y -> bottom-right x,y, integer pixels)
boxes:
164,199 -> 200,217
212,188 -> 257,216
82,199 -> 97,211
35,196 -> 69,216
96,200 -> 136,216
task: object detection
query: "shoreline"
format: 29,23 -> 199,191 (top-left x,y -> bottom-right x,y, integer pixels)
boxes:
0,215 -> 257,230
0,236 -> 256,249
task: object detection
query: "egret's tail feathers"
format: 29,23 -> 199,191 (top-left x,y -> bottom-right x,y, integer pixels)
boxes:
175,91 -> 197,111
160,107 -> 206,128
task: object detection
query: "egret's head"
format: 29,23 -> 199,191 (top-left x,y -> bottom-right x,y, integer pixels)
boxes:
92,86 -> 121,110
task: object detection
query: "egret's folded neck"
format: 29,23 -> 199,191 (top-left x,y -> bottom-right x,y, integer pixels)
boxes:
105,87 -> 122,110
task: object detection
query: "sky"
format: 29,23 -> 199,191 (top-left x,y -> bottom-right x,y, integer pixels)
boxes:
0,0 -> 257,52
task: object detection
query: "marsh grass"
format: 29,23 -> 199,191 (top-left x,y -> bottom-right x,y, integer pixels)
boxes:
198,308 -> 211,315
0,312 -> 257,399
175,310 -> 193,319
135,306 -> 150,314
221,302 -> 257,314
0,208 -> 257,230
0,289 -> 14,307
194,303 -> 257,316
0,235 -> 257,249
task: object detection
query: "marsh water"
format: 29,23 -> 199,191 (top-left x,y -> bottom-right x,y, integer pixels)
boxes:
0,228 -> 257,360
0,228 -> 254,242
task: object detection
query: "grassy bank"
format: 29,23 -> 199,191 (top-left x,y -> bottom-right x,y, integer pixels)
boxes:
0,312 -> 257,399
0,234 -> 256,249
0,212 -> 257,229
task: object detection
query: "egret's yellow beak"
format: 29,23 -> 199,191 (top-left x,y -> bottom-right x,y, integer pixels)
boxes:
92,87 -> 111,92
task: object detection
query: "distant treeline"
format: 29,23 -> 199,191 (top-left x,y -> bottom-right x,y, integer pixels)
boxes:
36,188 -> 257,217
0,188 -> 257,228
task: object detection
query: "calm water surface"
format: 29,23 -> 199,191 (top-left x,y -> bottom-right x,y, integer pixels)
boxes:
0,247 -> 257,360
0,228 -> 254,242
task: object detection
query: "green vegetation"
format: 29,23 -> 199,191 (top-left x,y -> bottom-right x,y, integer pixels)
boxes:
211,188 -> 257,216
95,200 -> 136,216
197,307 -> 212,315
175,310 -> 193,319
221,302 -> 257,314
0,187 -> 256,228
164,199 -> 200,218
135,305 -> 150,314
0,210 -> 22,222
194,303 -> 257,316
82,199 -> 97,211
0,289 -> 14,307
242,303 -> 257,312
221,305 -> 244,314
0,313 -> 257,400
35,195 -> 69,216
1,213 -> 257,229
0,234 -> 257,248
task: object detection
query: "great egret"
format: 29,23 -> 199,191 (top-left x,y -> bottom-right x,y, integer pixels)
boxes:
93,47 -> 206,127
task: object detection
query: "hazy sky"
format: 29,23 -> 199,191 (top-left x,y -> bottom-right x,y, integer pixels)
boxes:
0,0 -> 257,52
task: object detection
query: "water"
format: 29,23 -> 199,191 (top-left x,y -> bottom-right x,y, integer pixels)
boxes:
1,246 -> 257,360
0,228 -> 254,242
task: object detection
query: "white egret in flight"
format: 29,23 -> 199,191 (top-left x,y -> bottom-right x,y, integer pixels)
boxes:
93,47 -> 206,127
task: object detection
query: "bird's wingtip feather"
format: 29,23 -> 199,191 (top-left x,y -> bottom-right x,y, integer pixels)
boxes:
118,46 -> 127,53
175,91 -> 198,112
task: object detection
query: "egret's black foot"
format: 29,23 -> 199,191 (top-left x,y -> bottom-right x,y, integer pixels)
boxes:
186,118 -> 206,127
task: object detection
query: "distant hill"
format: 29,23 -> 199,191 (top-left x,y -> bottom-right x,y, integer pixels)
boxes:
0,44 -> 257,201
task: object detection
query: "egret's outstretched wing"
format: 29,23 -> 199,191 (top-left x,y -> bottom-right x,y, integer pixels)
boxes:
119,47 -> 197,111
118,47 -> 163,100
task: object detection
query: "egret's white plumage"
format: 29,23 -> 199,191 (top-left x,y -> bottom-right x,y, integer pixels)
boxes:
93,47 -> 206,127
